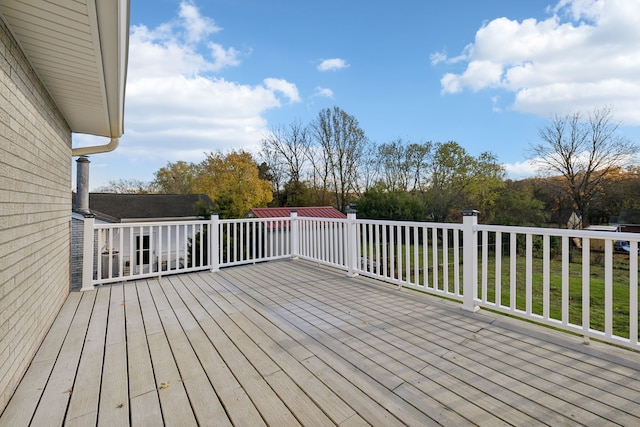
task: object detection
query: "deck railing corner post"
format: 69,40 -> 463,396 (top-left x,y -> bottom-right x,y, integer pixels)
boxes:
210,213 -> 220,272
461,209 -> 480,312
81,214 -> 95,291
346,210 -> 359,277
290,210 -> 299,259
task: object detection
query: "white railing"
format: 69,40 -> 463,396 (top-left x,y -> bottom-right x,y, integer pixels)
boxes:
81,210 -> 640,350
352,217 -> 464,299
218,217 -> 292,266
85,218 -> 213,287
473,221 -> 639,349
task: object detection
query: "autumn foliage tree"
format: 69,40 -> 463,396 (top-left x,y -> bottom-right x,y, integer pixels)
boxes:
152,160 -> 198,194
192,150 -> 273,218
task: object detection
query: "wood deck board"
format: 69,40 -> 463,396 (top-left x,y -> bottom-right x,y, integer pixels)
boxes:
97,285 -> 129,427
30,289 -> 97,427
65,287 -> 110,424
155,277 -> 233,426
226,264 -> 539,426
125,281 -> 163,426
481,323 -> 640,393
0,292 -> 83,427
183,273 -> 361,425
163,277 -> 301,427
2,259 -> 640,426
221,267 -> 443,426
163,276 -> 265,427
459,331 -> 640,418
145,280 -> 199,426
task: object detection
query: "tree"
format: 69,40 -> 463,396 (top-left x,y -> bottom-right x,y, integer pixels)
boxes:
529,107 -> 639,225
420,142 -> 504,222
261,121 -> 311,206
465,151 -> 506,222
192,150 -> 273,218
94,179 -> 153,194
375,139 -> 432,193
493,179 -> 548,226
152,160 -> 198,194
261,121 -> 310,184
311,106 -> 369,212
421,142 -> 471,221
357,183 -> 427,221
592,166 -> 640,223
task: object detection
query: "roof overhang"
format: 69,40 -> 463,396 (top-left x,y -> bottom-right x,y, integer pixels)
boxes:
0,0 -> 129,142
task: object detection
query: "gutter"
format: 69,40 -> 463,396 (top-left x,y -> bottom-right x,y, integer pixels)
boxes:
72,137 -> 119,157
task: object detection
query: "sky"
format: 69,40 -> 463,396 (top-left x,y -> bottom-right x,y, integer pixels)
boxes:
73,0 -> 640,190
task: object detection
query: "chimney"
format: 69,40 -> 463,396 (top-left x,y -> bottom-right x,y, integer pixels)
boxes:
76,156 -> 91,214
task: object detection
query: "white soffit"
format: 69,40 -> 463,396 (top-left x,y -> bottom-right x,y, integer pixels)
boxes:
0,0 -> 129,138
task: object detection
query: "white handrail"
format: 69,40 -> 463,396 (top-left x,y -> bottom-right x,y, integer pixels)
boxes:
81,211 -> 640,350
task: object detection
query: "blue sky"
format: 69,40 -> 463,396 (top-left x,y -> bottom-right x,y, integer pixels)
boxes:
74,0 -> 640,190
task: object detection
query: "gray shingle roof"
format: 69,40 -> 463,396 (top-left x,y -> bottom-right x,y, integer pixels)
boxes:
80,193 -> 215,222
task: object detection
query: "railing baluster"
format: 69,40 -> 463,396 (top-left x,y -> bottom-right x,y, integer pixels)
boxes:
630,241 -> 638,346
413,226 -> 419,286
509,232 -> 517,312
561,235 -> 569,326
443,227 -> 449,293
582,237 -> 591,342
432,227 -> 438,291
543,234 -> 550,320
423,227 -> 429,288
525,233 -> 533,315
453,228 -> 460,296
481,230 -> 488,302
495,231 -> 502,307
604,238 -> 613,338
404,225 -> 410,284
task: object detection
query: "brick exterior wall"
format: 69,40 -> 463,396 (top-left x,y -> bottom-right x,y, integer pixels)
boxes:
70,216 -> 84,291
0,19 -> 72,410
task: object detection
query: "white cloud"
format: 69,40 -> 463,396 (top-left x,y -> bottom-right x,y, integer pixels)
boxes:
434,0 -> 640,124
123,1 -> 300,162
178,0 -> 221,43
208,43 -> 241,70
317,58 -> 349,72
264,78 -> 301,103
503,160 -> 538,179
313,87 -> 334,98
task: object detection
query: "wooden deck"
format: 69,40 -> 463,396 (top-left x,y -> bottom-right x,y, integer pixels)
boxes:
1,260 -> 640,426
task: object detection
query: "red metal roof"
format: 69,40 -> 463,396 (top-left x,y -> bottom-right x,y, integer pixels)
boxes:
249,206 -> 346,219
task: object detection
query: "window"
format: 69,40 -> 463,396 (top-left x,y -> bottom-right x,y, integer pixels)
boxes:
136,235 -> 150,265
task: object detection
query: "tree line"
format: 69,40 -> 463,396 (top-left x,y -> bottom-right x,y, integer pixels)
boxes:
97,106 -> 640,225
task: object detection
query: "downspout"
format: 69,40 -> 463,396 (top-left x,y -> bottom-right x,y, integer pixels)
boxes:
72,137 -> 119,157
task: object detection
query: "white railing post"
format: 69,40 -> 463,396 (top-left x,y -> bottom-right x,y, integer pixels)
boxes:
347,210 -> 359,277
461,209 -> 479,312
290,210 -> 299,259
210,213 -> 220,272
81,215 -> 95,291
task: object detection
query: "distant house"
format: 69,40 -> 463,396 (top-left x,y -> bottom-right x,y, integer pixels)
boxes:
610,210 -> 640,233
71,193 -> 214,285
84,193 -> 215,223
248,206 -> 346,224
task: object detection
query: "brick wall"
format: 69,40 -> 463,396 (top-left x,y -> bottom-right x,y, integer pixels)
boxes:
70,216 -> 84,291
0,19 -> 72,410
